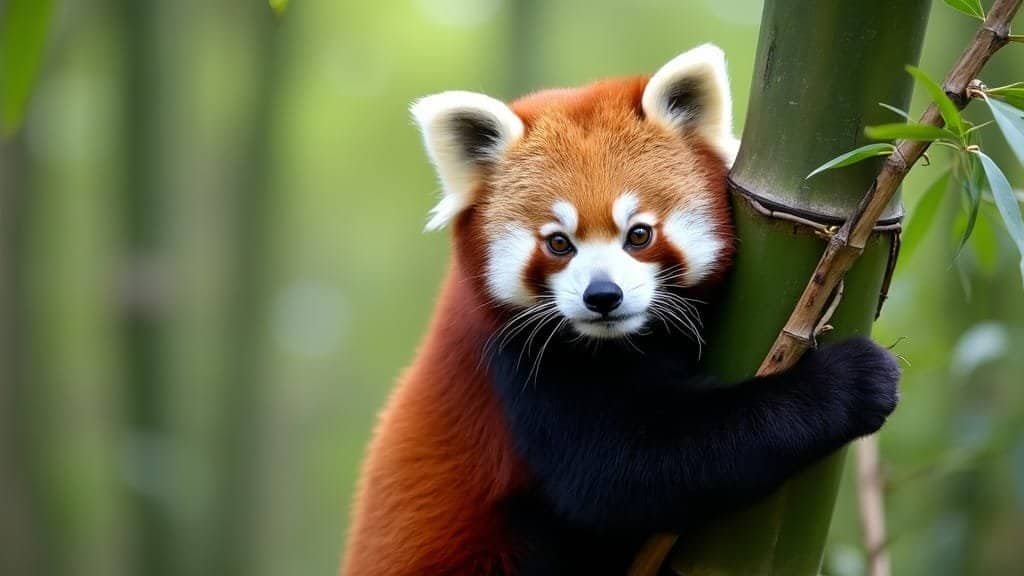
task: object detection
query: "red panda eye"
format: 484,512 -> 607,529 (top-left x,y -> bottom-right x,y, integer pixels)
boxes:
626,224 -> 653,248
546,233 -> 574,256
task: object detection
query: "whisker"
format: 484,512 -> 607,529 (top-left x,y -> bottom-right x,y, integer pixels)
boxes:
527,317 -> 568,387
515,308 -> 563,371
621,332 -> 644,355
485,301 -> 557,359
650,292 -> 706,350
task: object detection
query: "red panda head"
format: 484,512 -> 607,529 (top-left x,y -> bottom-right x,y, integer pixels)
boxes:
412,44 -> 739,340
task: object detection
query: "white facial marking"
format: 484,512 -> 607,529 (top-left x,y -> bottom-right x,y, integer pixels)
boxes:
612,193 -> 639,232
551,201 -> 579,234
630,211 -> 659,229
539,222 -> 563,237
663,208 -> 724,286
549,240 -> 657,339
485,225 -> 535,306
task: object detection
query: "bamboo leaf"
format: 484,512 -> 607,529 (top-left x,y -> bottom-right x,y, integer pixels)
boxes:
878,102 -> 913,121
974,151 -> 1024,286
805,142 -> 895,179
983,96 -> 1024,167
907,66 -> 965,137
956,154 -> 983,256
901,172 -> 950,262
972,207 -> 1000,275
942,0 -> 985,20
987,83 -> 1024,109
864,122 -> 958,142
0,0 -> 55,135
992,91 -> 1024,110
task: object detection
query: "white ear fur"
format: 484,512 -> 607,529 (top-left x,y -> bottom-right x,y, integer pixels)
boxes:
642,44 -> 740,165
411,91 -> 524,231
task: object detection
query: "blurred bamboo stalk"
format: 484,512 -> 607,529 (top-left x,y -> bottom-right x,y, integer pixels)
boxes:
220,10 -> 280,576
0,133 -> 43,576
112,2 -> 281,576
118,1 -> 171,573
857,436 -> 890,576
506,0 -> 540,96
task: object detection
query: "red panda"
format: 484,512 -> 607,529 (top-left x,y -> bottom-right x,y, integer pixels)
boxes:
342,44 -> 899,576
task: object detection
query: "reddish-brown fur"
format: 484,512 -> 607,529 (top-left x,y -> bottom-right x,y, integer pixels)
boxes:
342,75 -> 731,575
343,268 -> 526,575
485,77 -> 730,247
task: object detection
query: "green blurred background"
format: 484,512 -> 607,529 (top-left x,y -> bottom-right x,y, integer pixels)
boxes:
1,1 -> 1023,575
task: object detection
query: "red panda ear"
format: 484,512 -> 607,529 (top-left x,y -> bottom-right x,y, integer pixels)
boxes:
642,44 -> 740,166
411,91 -> 524,231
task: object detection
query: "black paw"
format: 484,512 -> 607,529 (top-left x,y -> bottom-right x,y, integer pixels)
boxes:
802,337 -> 901,437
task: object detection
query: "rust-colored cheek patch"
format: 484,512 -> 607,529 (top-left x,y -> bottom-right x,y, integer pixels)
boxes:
521,243 -> 570,297
631,226 -> 689,285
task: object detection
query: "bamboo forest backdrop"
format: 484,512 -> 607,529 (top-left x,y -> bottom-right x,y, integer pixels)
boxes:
2,1 -> 1024,575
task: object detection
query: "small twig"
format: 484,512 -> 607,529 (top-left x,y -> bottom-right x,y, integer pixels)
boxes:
629,1 -> 1023,573
813,280 -> 844,342
857,436 -> 891,576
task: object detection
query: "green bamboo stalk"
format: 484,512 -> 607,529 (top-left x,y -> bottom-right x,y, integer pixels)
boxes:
119,1 -> 171,573
220,10 -> 280,576
661,1 -> 932,573
0,134 -> 43,576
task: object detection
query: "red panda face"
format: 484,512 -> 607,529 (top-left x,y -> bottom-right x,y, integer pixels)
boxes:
413,45 -> 739,339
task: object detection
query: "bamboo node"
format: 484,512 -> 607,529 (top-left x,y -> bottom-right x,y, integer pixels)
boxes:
781,328 -> 813,346
886,148 -> 910,174
814,224 -> 839,240
967,79 -> 987,99
730,178 -> 903,234
982,23 -> 1011,43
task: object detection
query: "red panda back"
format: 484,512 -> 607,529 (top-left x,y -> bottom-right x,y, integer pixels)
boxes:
342,265 -> 528,575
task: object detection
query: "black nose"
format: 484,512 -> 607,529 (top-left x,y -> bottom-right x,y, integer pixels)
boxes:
583,280 -> 623,314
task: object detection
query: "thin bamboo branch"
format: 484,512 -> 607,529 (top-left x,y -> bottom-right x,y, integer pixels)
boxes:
857,436 -> 890,576
630,1 -> 1022,573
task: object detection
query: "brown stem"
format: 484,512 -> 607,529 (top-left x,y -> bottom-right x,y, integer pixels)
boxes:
630,1 -> 1022,573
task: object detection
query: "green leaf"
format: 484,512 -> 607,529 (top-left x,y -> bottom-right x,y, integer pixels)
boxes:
992,91 -> 1024,110
942,0 -> 985,20
878,102 -> 913,121
987,83 -> 1024,109
805,143 -> 895,179
956,154 -> 983,256
0,0 -> 55,135
864,123 -> 958,142
907,66 -> 965,137
902,172 -> 950,262
983,96 -> 1024,167
974,151 -> 1024,286
971,207 -> 1000,275
269,0 -> 290,16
